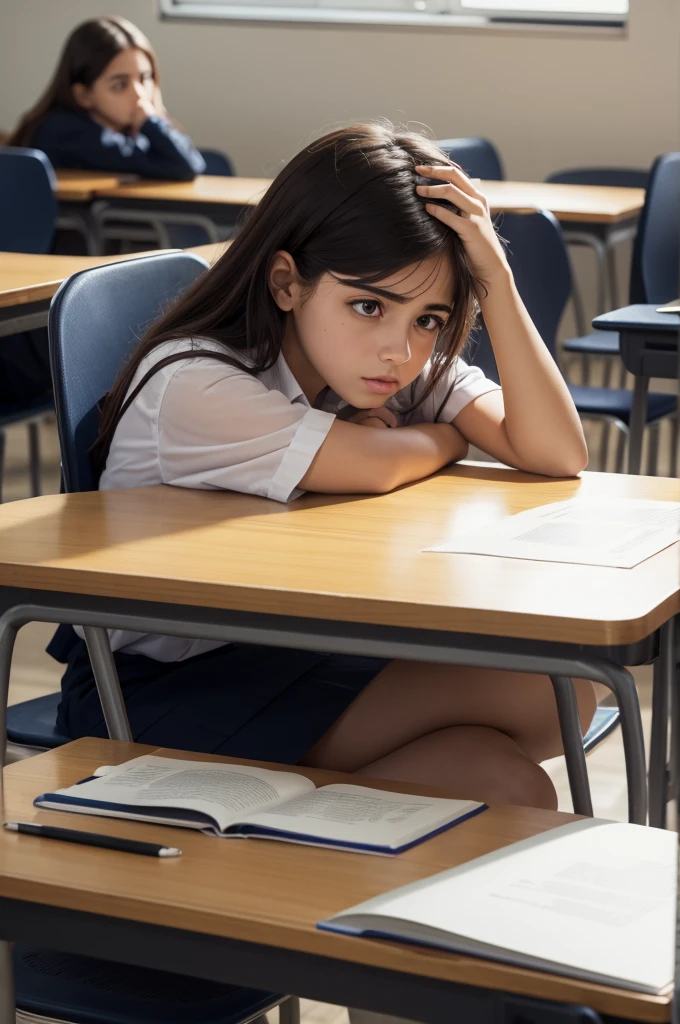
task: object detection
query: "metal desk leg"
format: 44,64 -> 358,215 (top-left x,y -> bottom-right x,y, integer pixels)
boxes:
82,626 -> 133,742
550,676 -> 593,816
649,619 -> 676,828
627,375 -> 649,474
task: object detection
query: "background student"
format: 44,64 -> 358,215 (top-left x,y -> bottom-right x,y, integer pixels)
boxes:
7,15 -> 205,180
51,123 -> 595,814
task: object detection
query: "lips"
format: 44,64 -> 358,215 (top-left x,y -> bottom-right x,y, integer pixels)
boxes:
362,376 -> 400,394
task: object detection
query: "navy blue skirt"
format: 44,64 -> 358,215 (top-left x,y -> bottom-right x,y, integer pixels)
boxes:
55,634 -> 389,764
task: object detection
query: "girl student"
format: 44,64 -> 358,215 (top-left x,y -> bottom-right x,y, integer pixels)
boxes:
53,123 -> 594,812
8,16 -> 205,180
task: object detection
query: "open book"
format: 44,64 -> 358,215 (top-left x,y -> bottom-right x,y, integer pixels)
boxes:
34,755 -> 484,855
319,819 -> 676,993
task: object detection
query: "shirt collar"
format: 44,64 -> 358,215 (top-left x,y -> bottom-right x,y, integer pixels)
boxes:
272,352 -> 307,404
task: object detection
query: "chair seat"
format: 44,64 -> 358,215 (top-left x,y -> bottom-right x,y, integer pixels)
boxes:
7,692 -> 69,748
569,385 -> 677,425
14,944 -> 282,1024
563,331 -> 620,357
583,706 -> 621,755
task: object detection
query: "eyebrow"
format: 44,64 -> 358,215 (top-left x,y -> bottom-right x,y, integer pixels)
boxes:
107,73 -> 130,82
339,280 -> 452,314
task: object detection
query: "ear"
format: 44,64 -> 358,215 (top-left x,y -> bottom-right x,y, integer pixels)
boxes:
72,82 -> 94,110
268,251 -> 299,312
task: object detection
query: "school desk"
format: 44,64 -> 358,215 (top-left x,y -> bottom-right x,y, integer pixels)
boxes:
82,176 -> 644,260
592,305 -> 680,476
0,738 -> 672,1024
1,467 -> 679,829
0,247 -> 214,337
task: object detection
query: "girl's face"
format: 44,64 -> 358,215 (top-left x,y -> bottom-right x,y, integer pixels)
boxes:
271,252 -> 455,408
72,47 -> 155,132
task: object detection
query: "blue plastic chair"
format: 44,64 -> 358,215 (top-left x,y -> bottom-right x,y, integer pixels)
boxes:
562,154 -> 679,468
6,252 -> 210,752
466,210 -> 676,472
9,250 -> 296,1024
0,147 -> 59,500
199,147 -> 236,177
551,167 -> 650,372
434,137 -> 504,180
0,146 -> 57,252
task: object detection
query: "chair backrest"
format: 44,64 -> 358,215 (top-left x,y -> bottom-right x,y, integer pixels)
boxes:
467,211 -> 571,382
434,137 -> 504,181
629,151 -> 680,304
545,167 -> 649,190
0,147 -> 58,253
48,251 -> 209,493
198,148 -> 235,176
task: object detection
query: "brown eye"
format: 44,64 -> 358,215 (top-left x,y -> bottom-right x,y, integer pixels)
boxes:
416,314 -> 443,331
352,300 -> 381,318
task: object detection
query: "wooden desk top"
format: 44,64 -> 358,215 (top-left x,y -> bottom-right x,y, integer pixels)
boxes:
0,738 -> 669,1022
480,180 -> 645,224
88,174 -> 644,224
92,175 -> 271,206
0,247 -> 211,309
0,467 -> 678,646
55,169 -> 129,202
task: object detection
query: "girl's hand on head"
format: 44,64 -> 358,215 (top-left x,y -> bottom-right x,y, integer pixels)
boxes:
348,407 -> 399,429
415,164 -> 510,290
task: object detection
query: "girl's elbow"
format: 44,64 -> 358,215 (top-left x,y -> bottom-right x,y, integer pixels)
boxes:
548,448 -> 589,478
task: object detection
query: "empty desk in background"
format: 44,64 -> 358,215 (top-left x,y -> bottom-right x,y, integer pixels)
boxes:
0,467 -> 679,827
79,174 -> 645,255
0,246 -> 217,337
0,738 -> 673,1024
592,305 -> 680,475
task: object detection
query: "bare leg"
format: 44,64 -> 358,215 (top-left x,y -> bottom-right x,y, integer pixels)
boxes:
303,661 -> 596,810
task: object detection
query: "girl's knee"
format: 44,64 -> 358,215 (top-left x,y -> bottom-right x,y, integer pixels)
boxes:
488,757 -> 558,811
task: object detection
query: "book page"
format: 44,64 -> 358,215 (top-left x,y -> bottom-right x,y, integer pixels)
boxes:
50,755 -> 315,831
325,819 -> 676,992
426,499 -> 680,568
242,784 -> 482,849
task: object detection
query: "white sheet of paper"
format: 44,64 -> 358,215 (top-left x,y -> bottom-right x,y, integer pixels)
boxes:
426,499 -> 680,568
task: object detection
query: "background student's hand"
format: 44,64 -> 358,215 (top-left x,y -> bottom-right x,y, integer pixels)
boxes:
152,84 -> 170,121
348,407 -> 399,429
129,93 -> 158,133
415,164 -> 510,289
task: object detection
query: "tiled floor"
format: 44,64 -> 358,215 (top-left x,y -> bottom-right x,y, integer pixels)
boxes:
0,378 -> 668,1024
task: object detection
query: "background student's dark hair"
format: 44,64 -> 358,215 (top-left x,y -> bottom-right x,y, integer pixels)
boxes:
93,122 -> 483,476
8,16 -> 159,147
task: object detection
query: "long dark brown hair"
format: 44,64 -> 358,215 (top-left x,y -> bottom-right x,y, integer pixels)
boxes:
8,16 -> 159,147
92,122 -> 481,477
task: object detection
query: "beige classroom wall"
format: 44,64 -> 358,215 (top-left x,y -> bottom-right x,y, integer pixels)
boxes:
0,0 -> 678,180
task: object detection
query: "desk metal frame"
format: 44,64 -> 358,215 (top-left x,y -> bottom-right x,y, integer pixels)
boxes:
0,586 -> 660,825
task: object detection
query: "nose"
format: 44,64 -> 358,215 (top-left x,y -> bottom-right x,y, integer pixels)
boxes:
133,80 -> 146,100
379,331 -> 411,367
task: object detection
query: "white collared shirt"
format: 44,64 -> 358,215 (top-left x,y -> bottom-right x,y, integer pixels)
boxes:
97,337 -> 499,661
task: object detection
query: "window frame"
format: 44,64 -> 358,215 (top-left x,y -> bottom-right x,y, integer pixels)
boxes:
160,0 -> 627,30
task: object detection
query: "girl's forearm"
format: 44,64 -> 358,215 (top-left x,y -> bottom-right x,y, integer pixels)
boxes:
479,269 -> 588,475
301,420 -> 468,494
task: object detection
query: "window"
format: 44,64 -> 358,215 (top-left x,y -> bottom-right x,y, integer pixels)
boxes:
160,0 -> 627,29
